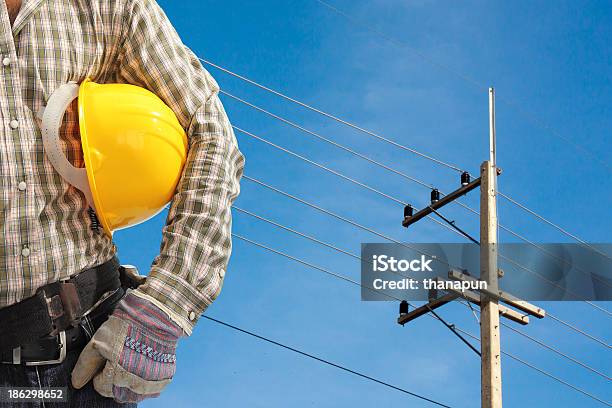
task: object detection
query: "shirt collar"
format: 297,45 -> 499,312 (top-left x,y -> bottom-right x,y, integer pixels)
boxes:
12,0 -> 45,36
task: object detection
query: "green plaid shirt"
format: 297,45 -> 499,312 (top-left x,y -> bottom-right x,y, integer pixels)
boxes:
0,0 -> 244,333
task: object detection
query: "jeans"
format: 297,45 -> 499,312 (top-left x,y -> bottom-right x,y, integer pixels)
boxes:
0,347 -> 136,407
0,288 -> 136,407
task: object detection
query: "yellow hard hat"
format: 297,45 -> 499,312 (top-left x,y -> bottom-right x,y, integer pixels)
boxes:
42,79 -> 188,237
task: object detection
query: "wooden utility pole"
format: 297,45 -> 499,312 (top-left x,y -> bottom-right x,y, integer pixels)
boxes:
480,87 -> 502,408
398,87 -> 544,408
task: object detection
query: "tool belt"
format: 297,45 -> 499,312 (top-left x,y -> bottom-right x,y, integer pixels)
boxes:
0,258 -> 143,365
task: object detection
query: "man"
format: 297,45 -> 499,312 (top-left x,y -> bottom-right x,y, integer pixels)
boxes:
0,0 -> 244,406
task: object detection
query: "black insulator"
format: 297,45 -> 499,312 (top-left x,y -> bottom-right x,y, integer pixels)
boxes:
430,189 -> 440,204
461,171 -> 471,186
399,300 -> 409,315
404,204 -> 413,218
88,207 -> 100,232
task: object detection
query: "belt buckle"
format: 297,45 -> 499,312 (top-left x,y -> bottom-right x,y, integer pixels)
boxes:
12,331 -> 67,366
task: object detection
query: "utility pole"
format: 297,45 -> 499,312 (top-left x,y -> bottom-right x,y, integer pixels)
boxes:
397,87 -> 545,408
480,88 -> 502,408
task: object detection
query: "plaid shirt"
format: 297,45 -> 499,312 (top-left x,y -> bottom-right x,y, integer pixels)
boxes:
0,0 -> 244,333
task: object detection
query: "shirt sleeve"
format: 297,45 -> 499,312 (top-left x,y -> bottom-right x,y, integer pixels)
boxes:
114,0 -> 244,334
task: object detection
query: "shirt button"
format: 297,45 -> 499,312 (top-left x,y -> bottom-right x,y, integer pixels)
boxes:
17,181 -> 27,191
2,57 -> 9,67
21,247 -> 31,257
188,311 -> 196,321
9,119 -> 19,129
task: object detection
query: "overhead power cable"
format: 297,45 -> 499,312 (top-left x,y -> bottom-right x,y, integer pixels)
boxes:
453,327 -> 611,406
232,233 -> 399,302
221,80 -> 612,299
498,192 -> 612,262
202,58 -> 463,172
240,175 -> 611,348
232,232 -> 478,354
236,127 -> 605,314
203,315 -> 453,408
234,206 -> 611,378
234,125 -> 406,206
207,59 -> 605,271
313,0 -> 610,171
233,206 -> 360,260
450,196 -> 612,302
243,175 -> 610,348
235,123 -> 463,241
546,313 -> 611,349
232,228 -> 609,405
221,89 -> 432,189
501,321 -> 610,380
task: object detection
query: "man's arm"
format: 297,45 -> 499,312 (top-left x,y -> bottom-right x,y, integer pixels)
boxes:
115,0 -> 244,333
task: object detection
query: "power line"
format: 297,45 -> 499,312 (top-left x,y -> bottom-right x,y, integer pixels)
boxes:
220,80 -> 612,300
497,252 -> 610,320
235,123 -> 470,241
313,0 -> 485,90
202,58 -> 464,172
425,212 -> 610,362
453,327 -> 611,407
501,321 -> 610,380
233,206 -> 360,260
546,313 -> 610,349
233,231 -> 479,355
236,126 -> 605,314
313,0 -> 610,171
202,315 -> 454,407
451,196 -> 612,304
232,226 -> 609,405
234,206 -> 611,378
498,192 -> 612,262
234,125 -> 407,206
241,175 -> 611,348
209,59 -> 606,271
221,90 -> 433,189
234,205 -> 462,274
232,233 -> 400,302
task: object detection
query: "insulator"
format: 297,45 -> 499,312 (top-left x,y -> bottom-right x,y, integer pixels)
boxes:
404,204 -> 413,218
88,207 -> 100,232
461,171 -> 470,186
399,300 -> 409,315
430,189 -> 440,204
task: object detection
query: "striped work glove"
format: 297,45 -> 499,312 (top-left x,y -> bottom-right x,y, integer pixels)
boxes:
71,293 -> 184,403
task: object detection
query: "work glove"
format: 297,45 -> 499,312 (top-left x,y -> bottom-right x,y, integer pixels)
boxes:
71,292 -> 184,403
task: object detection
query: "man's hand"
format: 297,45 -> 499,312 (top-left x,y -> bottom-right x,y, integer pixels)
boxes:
71,293 -> 184,403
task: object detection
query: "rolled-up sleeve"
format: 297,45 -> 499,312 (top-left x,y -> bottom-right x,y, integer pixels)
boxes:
114,0 -> 244,333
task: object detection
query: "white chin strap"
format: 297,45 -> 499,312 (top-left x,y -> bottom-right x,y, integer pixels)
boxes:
41,82 -> 95,209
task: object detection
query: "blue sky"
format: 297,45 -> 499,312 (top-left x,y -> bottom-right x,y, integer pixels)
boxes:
114,1 -> 610,407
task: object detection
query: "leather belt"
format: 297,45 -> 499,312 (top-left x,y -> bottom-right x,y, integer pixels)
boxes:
0,257 -> 124,364
0,285 -> 125,365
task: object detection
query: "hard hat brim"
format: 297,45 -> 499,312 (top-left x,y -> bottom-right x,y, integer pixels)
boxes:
78,78 -> 114,237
